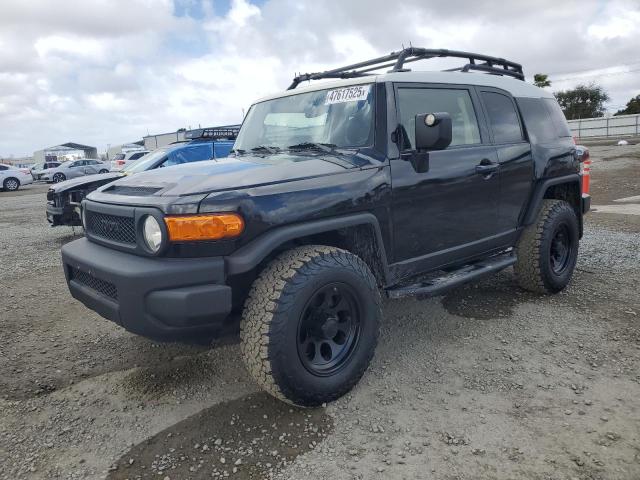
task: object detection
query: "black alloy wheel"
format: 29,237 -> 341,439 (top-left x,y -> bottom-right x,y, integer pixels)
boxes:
297,283 -> 361,376
549,223 -> 573,275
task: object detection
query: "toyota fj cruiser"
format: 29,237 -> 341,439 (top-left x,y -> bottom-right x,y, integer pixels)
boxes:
61,48 -> 590,407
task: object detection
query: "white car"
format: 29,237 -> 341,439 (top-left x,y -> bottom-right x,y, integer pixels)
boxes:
110,150 -> 150,171
0,164 -> 33,191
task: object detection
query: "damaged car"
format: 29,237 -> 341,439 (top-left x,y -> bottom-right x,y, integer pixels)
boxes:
46,126 -> 239,226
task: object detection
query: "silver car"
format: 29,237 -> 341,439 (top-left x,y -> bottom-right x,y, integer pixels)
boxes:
0,164 -> 34,191
42,159 -> 110,183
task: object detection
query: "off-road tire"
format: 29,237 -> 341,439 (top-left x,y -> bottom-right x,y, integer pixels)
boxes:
3,178 -> 20,191
53,173 -> 66,183
240,245 -> 381,407
515,199 -> 579,294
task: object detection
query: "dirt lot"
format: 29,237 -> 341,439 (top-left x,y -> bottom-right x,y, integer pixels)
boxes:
1,146 -> 639,480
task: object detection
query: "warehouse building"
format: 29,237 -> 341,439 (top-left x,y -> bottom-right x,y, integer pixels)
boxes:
143,128 -> 188,150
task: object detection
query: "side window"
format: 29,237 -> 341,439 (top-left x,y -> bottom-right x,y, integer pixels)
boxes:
481,91 -> 524,144
165,144 -> 213,167
397,88 -> 481,148
516,98 -> 556,143
129,152 -> 144,160
0,165 -> 8,171
543,98 -> 572,137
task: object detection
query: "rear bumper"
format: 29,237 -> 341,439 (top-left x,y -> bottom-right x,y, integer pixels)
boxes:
582,193 -> 591,214
62,238 -> 233,341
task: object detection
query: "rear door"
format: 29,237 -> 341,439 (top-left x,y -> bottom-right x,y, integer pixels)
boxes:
389,83 -> 501,270
478,88 -> 534,233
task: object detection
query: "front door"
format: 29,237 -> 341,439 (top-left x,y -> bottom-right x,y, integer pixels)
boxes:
390,84 -> 501,273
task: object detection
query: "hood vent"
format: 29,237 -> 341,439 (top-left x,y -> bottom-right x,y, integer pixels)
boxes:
104,185 -> 162,196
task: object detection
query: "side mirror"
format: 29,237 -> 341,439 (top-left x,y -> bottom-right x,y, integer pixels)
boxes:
415,112 -> 452,151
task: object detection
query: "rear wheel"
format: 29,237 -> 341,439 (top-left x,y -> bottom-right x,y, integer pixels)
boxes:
3,178 -> 20,191
52,173 -> 66,183
98,169 -> 109,174
240,245 -> 381,406
515,199 -> 579,294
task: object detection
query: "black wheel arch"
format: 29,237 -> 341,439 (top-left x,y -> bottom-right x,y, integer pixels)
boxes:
522,174 -> 583,237
226,213 -> 391,287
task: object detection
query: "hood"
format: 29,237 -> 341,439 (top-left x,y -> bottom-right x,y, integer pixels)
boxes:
92,153 -> 365,198
49,172 -> 124,193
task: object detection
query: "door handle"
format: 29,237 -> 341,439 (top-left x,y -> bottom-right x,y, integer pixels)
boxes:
475,161 -> 499,175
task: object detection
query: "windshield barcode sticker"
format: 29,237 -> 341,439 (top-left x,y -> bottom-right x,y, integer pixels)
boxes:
325,85 -> 370,105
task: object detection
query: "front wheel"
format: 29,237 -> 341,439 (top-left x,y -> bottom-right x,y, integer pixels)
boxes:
240,245 -> 381,406
52,173 -> 66,183
98,169 -> 109,174
3,178 -> 20,191
515,199 -> 579,294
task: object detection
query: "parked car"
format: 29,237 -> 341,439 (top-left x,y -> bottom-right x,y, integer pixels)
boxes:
41,159 -> 109,183
46,127 -> 238,226
61,48 -> 590,407
31,161 -> 61,180
110,150 -> 150,171
0,164 -> 33,191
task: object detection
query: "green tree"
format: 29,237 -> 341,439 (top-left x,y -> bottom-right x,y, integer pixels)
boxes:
614,94 -> 640,116
554,83 -> 610,120
533,73 -> 551,88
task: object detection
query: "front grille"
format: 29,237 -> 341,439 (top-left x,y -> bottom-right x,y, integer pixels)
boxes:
85,211 -> 136,244
71,268 -> 118,301
105,185 -> 162,196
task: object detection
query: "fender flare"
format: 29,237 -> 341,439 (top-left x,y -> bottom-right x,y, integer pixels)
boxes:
226,212 -> 390,281
522,174 -> 581,226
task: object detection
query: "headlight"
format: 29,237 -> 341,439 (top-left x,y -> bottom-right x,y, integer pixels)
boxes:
143,215 -> 163,252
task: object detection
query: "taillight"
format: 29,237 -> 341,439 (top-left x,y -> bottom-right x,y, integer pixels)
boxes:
116,160 -> 125,166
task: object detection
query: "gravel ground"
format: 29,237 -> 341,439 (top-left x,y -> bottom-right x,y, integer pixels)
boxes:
0,147 -> 638,480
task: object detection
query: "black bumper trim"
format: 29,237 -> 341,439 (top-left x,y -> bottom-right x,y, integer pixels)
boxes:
582,193 -> 591,214
62,238 -> 232,341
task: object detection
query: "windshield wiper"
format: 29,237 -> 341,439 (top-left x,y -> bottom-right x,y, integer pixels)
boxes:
287,142 -> 338,153
230,148 -> 246,155
250,145 -> 281,154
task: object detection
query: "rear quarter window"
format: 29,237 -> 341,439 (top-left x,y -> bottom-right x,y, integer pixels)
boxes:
517,98 -> 559,144
543,98 -> 572,137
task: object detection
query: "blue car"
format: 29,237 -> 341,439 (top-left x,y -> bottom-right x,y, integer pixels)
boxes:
46,126 -> 239,226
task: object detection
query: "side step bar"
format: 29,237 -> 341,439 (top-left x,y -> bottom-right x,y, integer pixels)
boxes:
386,254 -> 516,300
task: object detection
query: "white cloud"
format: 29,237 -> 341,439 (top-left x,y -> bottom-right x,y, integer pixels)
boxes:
0,0 -> 639,157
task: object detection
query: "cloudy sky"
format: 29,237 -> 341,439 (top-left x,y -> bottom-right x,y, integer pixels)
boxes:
1,0 -> 639,157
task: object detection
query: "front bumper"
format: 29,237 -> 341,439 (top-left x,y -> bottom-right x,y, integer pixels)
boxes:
46,197 -> 81,226
62,238 -> 233,341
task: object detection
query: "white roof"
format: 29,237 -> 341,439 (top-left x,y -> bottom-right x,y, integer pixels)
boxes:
255,71 -> 552,103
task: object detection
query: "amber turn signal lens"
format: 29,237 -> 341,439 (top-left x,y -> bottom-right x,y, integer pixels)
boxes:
164,214 -> 244,242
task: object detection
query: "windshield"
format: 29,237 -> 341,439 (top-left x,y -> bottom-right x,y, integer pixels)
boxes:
234,84 -> 374,152
123,148 -> 168,173
113,153 -> 125,160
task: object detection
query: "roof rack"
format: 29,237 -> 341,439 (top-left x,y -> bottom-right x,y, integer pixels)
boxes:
288,47 -> 525,90
184,124 -> 241,140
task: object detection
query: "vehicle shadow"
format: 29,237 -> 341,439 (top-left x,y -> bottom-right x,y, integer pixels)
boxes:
107,392 -> 333,480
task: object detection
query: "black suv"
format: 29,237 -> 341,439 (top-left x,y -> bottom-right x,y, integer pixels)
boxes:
61,48 -> 590,407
